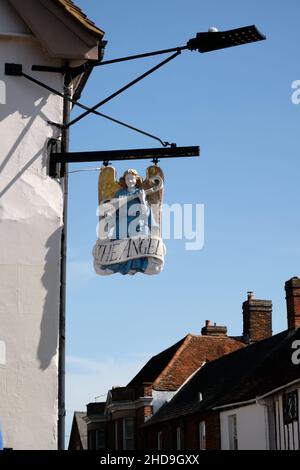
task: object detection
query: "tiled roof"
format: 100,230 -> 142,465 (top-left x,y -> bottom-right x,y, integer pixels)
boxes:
54,0 -> 104,37
68,411 -> 87,450
127,334 -> 245,390
143,328 -> 300,427
153,335 -> 245,391
127,337 -> 187,387
75,412 -> 87,449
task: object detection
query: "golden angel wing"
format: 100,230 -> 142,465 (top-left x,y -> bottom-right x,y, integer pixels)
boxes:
142,166 -> 164,237
98,166 -> 122,204
142,165 -> 164,206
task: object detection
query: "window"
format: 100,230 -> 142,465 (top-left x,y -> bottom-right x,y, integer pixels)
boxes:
88,430 -> 95,450
114,421 -> 118,450
283,390 -> 298,425
95,429 -> 105,450
123,418 -> 134,450
157,431 -> 163,450
176,427 -> 183,450
199,421 -> 206,450
88,429 -> 106,450
228,415 -> 238,450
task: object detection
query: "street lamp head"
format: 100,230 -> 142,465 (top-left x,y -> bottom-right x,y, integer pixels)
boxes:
208,27 -> 219,33
187,25 -> 266,53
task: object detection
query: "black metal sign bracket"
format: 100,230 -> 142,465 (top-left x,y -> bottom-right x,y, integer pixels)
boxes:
49,146 -> 200,178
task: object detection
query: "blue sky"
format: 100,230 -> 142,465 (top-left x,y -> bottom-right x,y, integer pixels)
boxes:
66,0 -> 300,439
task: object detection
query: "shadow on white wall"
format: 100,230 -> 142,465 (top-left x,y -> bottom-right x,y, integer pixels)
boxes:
38,228 -> 61,370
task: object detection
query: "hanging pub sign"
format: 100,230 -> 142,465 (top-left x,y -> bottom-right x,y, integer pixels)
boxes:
93,165 -> 166,276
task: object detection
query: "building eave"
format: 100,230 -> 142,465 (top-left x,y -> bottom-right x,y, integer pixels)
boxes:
9,0 -> 105,60
106,397 -> 153,414
212,399 -> 257,412
213,378 -> 300,411
257,378 -> 300,400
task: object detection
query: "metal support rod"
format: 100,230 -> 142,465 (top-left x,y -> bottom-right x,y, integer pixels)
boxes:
19,71 -> 170,146
58,77 -> 72,451
26,25 -> 267,78
91,45 -> 188,67
66,50 -> 181,129
31,44 -> 188,75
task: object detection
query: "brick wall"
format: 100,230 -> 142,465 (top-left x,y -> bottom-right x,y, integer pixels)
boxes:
136,406 -> 153,449
243,293 -> 272,342
141,411 -> 221,450
285,277 -> 300,330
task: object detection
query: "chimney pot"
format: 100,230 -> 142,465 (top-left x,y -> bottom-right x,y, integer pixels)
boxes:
247,291 -> 254,301
201,322 -> 227,336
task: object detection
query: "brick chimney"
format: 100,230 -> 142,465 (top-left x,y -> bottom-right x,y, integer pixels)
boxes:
285,277 -> 300,330
243,292 -> 272,343
201,320 -> 227,336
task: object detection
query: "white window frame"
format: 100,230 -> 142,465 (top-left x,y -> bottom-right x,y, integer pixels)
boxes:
228,414 -> 238,450
199,421 -> 206,450
176,426 -> 183,450
157,431 -> 162,450
123,418 -> 134,450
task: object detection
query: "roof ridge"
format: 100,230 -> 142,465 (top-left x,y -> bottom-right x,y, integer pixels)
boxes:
153,335 -> 193,387
189,334 -> 244,342
127,336 -> 188,387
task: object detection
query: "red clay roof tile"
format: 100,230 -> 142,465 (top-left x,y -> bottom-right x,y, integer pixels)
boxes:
54,0 -> 104,37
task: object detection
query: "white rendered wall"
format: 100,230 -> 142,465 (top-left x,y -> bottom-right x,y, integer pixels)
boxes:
0,0 -> 64,450
0,0 -> 31,34
220,404 -> 269,450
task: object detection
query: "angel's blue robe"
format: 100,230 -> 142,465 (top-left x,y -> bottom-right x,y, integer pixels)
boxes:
105,187 -> 151,275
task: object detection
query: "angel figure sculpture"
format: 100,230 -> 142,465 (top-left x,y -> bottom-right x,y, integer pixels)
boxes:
92,165 -> 166,276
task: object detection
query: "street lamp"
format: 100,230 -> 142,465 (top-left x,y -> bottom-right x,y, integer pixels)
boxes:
187,25 -> 265,53
55,25 -> 266,130
5,25 -> 266,140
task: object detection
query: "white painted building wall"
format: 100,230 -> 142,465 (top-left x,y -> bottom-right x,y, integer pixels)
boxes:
0,0 -> 64,449
271,386 -> 300,450
220,403 -> 269,450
